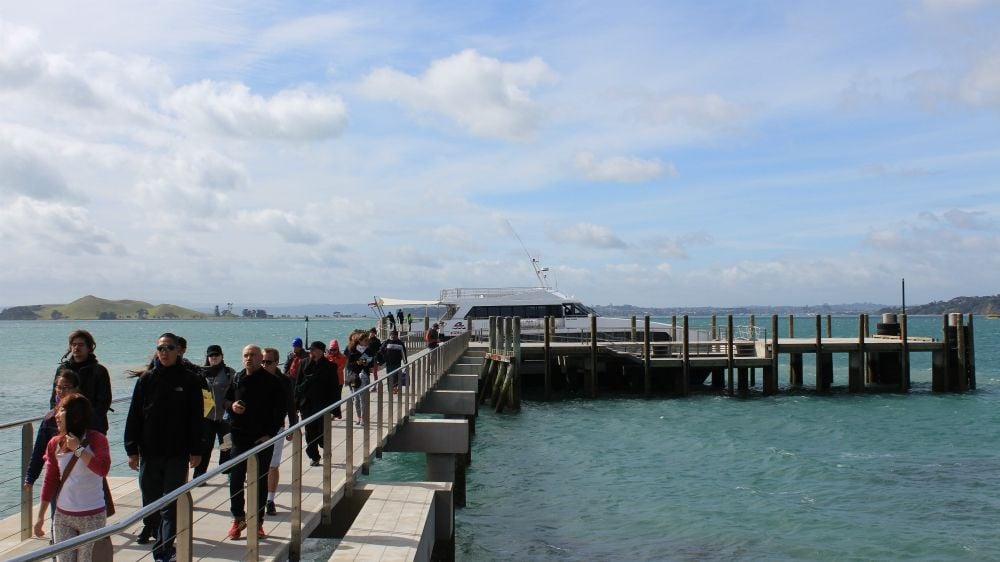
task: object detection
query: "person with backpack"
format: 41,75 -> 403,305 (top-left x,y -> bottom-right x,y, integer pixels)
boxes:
193,344 -> 235,481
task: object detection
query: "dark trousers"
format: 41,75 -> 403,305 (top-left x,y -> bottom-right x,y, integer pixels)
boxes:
229,438 -> 273,521
194,419 -> 230,476
303,411 -> 324,462
138,455 -> 189,559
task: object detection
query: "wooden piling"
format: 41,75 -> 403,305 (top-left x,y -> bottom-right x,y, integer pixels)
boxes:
726,315 -> 735,397
789,315 -> 803,386
826,315 -> 832,338
849,314 -> 864,393
681,315 -> 690,396
643,315 -> 651,397
956,313 -> 968,392
815,314 -> 826,392
900,313 -> 910,392
544,315 -> 552,400
512,317 -> 522,410
671,315 -> 677,342
710,314 -> 717,341
749,314 -> 756,386
766,314 -> 779,395
967,313 -> 976,390
589,314 -> 598,398
630,315 -> 637,342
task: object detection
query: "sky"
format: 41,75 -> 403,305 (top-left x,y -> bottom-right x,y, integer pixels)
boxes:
1,0 -> 999,309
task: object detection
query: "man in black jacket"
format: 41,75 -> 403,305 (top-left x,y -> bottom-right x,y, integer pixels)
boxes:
124,333 -> 203,562
294,341 -> 339,466
225,344 -> 284,540
52,329 -> 112,433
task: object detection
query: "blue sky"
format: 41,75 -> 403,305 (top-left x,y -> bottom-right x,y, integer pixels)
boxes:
1,0 -> 999,309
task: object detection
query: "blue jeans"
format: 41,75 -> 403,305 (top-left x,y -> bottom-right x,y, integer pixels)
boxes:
352,371 -> 371,419
138,455 -> 189,560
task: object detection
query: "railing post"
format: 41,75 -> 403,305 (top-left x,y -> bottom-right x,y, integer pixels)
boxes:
362,388 -> 371,474
643,315 -> 651,396
378,376 -> 384,450
290,428 -> 303,562
681,315 -> 690,396
589,314 -> 597,398
177,490 -> 194,562
247,454 -> 260,560
345,397 -> 354,497
322,411 -> 333,522
544,316 -> 552,401
20,422 -> 32,540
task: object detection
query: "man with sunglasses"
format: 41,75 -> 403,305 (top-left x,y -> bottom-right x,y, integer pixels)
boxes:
124,333 -> 204,562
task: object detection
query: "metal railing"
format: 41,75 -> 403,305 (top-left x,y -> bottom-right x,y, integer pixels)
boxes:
5,332 -> 470,562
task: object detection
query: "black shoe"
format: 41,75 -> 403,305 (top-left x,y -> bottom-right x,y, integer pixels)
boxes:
266,500 -> 277,516
137,525 -> 155,544
310,458 -> 321,467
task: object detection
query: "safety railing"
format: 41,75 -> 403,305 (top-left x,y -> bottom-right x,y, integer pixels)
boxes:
5,332 -> 470,562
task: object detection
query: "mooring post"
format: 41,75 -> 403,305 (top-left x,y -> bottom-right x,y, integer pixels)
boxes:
849,314 -> 864,393
749,314 -> 756,386
789,315 -> 802,387
938,314 -> 950,392
967,313 -> 976,390
671,315 -> 677,343
544,315 -> 552,400
900,313 -> 910,392
727,314 -> 735,396
513,317 -> 522,410
589,314 -> 598,398
644,315 -> 651,396
766,314 -> 779,395
681,315 -> 690,396
956,313 -> 968,392
631,315 -> 637,342
815,314 -> 826,392
710,314 -> 717,341
826,315 -> 833,338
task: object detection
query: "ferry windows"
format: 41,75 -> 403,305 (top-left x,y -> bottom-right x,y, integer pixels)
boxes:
465,305 -> 565,319
563,303 -> 593,317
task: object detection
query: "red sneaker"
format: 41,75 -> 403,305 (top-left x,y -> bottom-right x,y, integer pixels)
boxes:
227,519 -> 246,539
257,524 -> 266,539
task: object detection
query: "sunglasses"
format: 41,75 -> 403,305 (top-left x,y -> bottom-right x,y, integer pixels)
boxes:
156,345 -> 178,352
261,359 -> 277,365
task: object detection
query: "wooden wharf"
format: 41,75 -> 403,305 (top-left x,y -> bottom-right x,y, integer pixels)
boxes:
0,335 -> 479,562
476,312 -> 976,408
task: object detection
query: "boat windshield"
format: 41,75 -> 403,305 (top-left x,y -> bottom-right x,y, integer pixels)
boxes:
563,302 -> 596,317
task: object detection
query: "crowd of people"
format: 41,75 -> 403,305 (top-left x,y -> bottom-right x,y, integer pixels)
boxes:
25,325 -> 416,562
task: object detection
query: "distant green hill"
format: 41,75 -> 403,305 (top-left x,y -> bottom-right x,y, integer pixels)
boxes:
880,295 -> 1000,315
0,295 -> 207,320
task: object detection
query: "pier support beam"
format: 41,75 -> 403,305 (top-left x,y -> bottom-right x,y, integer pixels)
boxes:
789,315 -> 803,387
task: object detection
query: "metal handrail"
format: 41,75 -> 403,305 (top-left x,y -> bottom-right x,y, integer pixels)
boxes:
0,397 -> 131,432
7,332 -> 470,562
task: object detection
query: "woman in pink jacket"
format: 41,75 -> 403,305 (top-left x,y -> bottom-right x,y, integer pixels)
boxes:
34,393 -> 111,561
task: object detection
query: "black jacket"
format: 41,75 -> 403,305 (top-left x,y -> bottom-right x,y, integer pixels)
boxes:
51,355 -> 112,434
294,356 -> 338,414
226,368 -> 284,445
123,362 -> 204,458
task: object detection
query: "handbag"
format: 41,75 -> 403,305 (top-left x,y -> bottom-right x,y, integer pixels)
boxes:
102,478 -> 115,517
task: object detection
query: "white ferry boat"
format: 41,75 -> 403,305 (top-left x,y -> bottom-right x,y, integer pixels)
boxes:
373,259 -> 698,341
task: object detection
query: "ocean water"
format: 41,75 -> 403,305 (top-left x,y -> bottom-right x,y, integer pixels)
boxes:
2,316 -> 998,560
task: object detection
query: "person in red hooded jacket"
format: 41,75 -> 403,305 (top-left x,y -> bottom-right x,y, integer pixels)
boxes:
325,339 -> 347,420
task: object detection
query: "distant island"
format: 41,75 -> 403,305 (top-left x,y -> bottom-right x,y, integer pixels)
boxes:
0,295 -> 208,320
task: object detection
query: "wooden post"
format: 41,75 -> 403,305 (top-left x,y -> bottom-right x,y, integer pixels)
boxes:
544,315 -> 552,400
589,314 -> 598,398
681,315 -> 690,396
631,315 -> 637,342
849,314 -> 864,393
789,315 -> 802,386
513,317 -> 522,410
826,315 -> 833,338
644,315 -> 651,396
671,315 -> 677,342
710,314 -> 717,341
956,313 -> 968,391
749,314 -> 756,386
940,314 -> 950,392
767,314 -> 779,395
727,315 -> 735,397
176,491 -> 194,562
967,313 -> 976,390
815,314 -> 825,392
900,313 -> 910,392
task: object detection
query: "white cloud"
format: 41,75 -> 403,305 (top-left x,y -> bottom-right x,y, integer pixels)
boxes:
360,49 -> 555,140
574,151 -> 676,183
648,233 -> 713,259
959,54 -> 1000,108
237,209 -> 320,244
134,149 -> 248,225
0,140 -> 71,200
166,81 -> 348,140
629,92 -> 748,131
550,223 -> 627,249
921,0 -> 983,11
0,197 -> 124,256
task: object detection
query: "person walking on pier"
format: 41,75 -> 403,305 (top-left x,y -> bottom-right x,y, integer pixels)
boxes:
397,309 -> 404,329
193,344 -> 235,481
33,394 -> 112,562
52,330 -> 112,435
225,345 -> 284,540
425,323 -> 440,349
346,333 -> 374,424
124,333 -> 204,562
294,341 -> 339,466
261,347 -> 296,516
406,312 -> 413,331
324,339 -> 347,419
381,330 -> 408,394
284,337 -> 307,378
24,370 -> 80,492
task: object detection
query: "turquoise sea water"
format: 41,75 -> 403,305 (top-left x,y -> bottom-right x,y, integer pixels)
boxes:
2,316 -> 999,560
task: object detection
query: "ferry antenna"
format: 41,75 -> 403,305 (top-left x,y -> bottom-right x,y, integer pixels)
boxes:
506,219 -> 549,289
